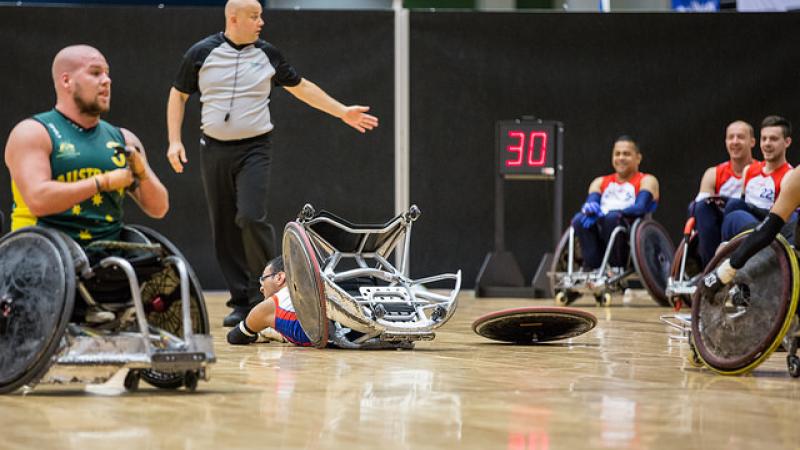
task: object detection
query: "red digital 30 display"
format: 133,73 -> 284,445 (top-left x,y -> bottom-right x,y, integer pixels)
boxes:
497,120 -> 556,177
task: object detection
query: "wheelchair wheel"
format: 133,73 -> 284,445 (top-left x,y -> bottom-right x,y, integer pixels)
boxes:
631,219 -> 675,306
668,234 -> 702,308
549,227 -> 584,297
0,227 -> 76,394
691,232 -> 799,375
128,226 -> 210,389
283,221 -> 328,349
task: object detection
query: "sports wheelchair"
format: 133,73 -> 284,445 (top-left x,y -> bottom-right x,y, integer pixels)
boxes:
688,230 -> 800,377
282,204 -> 461,349
0,225 -> 215,394
549,216 -> 675,306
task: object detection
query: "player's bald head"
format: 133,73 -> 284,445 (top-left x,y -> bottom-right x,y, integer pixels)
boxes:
727,120 -> 754,139
225,0 -> 259,18
51,45 -> 105,83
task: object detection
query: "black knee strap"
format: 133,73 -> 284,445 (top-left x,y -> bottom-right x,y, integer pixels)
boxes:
730,213 -> 785,269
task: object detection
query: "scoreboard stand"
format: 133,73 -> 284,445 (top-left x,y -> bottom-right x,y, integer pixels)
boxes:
475,118 -> 563,298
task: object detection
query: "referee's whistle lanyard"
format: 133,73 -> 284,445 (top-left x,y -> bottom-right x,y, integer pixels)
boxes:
224,52 -> 241,123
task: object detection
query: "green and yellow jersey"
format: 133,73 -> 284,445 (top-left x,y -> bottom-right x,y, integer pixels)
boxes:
11,108 -> 129,243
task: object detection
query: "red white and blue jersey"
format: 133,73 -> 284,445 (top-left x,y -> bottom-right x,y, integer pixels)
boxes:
714,161 -> 745,198
598,172 -> 655,214
743,161 -> 792,210
271,287 -> 312,346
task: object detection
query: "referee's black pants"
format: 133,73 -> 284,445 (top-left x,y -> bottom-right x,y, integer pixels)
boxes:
199,133 -> 276,310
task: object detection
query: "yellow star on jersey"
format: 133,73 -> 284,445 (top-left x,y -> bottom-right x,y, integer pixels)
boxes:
117,188 -> 125,197
92,193 -> 103,206
78,229 -> 92,241
71,204 -> 82,215
105,214 -> 114,222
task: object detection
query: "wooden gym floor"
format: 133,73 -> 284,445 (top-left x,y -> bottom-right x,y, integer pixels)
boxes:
2,291 -> 799,450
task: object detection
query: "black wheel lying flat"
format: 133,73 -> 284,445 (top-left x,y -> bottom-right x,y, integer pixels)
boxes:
0,227 -> 76,394
283,221 -> 328,349
549,227 -> 584,297
691,232 -> 799,375
472,307 -> 597,344
129,225 -> 210,389
668,234 -> 702,309
631,219 -> 675,306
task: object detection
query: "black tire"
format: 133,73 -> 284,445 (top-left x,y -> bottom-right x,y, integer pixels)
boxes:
128,226 -> 210,389
691,232 -> 799,375
631,219 -> 675,306
0,227 -> 76,394
282,222 -> 328,349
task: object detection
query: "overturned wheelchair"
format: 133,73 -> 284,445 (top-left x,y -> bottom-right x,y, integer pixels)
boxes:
549,217 -> 675,306
282,204 -> 461,349
688,231 -> 800,377
0,226 -> 214,394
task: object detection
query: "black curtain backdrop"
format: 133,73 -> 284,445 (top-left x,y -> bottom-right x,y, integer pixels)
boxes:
2,7 -> 799,291
409,12 -> 800,288
0,6 -> 394,290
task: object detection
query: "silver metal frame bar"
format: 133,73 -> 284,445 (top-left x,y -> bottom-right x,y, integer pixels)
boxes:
98,257 -> 151,355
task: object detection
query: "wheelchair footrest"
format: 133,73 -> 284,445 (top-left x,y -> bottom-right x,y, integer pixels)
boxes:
380,331 -> 435,342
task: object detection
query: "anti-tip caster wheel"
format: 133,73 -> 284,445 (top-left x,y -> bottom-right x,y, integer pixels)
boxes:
124,370 -> 141,392
595,292 -> 612,307
184,370 -> 199,392
787,355 -> 800,378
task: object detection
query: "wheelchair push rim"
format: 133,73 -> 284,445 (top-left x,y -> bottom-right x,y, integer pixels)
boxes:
690,232 -> 800,375
631,219 -> 675,306
283,221 -> 328,349
0,227 -> 76,394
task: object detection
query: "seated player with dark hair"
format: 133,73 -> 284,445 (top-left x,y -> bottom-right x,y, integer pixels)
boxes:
690,120 -> 756,267
571,136 -> 659,270
720,115 -> 793,242
227,256 -> 312,346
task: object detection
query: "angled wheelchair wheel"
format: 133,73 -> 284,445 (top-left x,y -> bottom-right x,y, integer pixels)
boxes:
128,225 -> 210,389
0,227 -> 76,394
283,221 -> 328,349
549,227 -> 584,300
691,232 -> 799,375
668,234 -> 702,308
631,219 -> 675,306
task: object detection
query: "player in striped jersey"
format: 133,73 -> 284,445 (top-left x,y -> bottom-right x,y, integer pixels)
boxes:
721,116 -> 793,242
572,136 -> 660,270
692,121 -> 756,266
226,255 -> 312,346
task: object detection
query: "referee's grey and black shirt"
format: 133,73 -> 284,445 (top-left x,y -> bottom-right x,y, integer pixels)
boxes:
173,32 -> 302,141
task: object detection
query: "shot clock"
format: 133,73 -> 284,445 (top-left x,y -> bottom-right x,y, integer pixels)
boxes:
497,119 -> 557,179
476,118 -> 563,298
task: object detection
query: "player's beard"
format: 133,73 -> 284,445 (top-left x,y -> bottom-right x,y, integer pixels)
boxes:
73,84 -> 108,117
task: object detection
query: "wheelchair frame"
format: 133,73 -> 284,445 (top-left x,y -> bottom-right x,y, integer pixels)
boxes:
665,217 -> 701,309
286,204 -> 462,349
0,226 -> 215,394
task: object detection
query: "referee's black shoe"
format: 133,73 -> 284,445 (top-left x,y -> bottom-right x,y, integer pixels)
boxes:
223,307 -> 250,327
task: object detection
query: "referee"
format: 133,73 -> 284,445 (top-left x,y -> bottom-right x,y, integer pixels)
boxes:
166,0 -> 379,326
